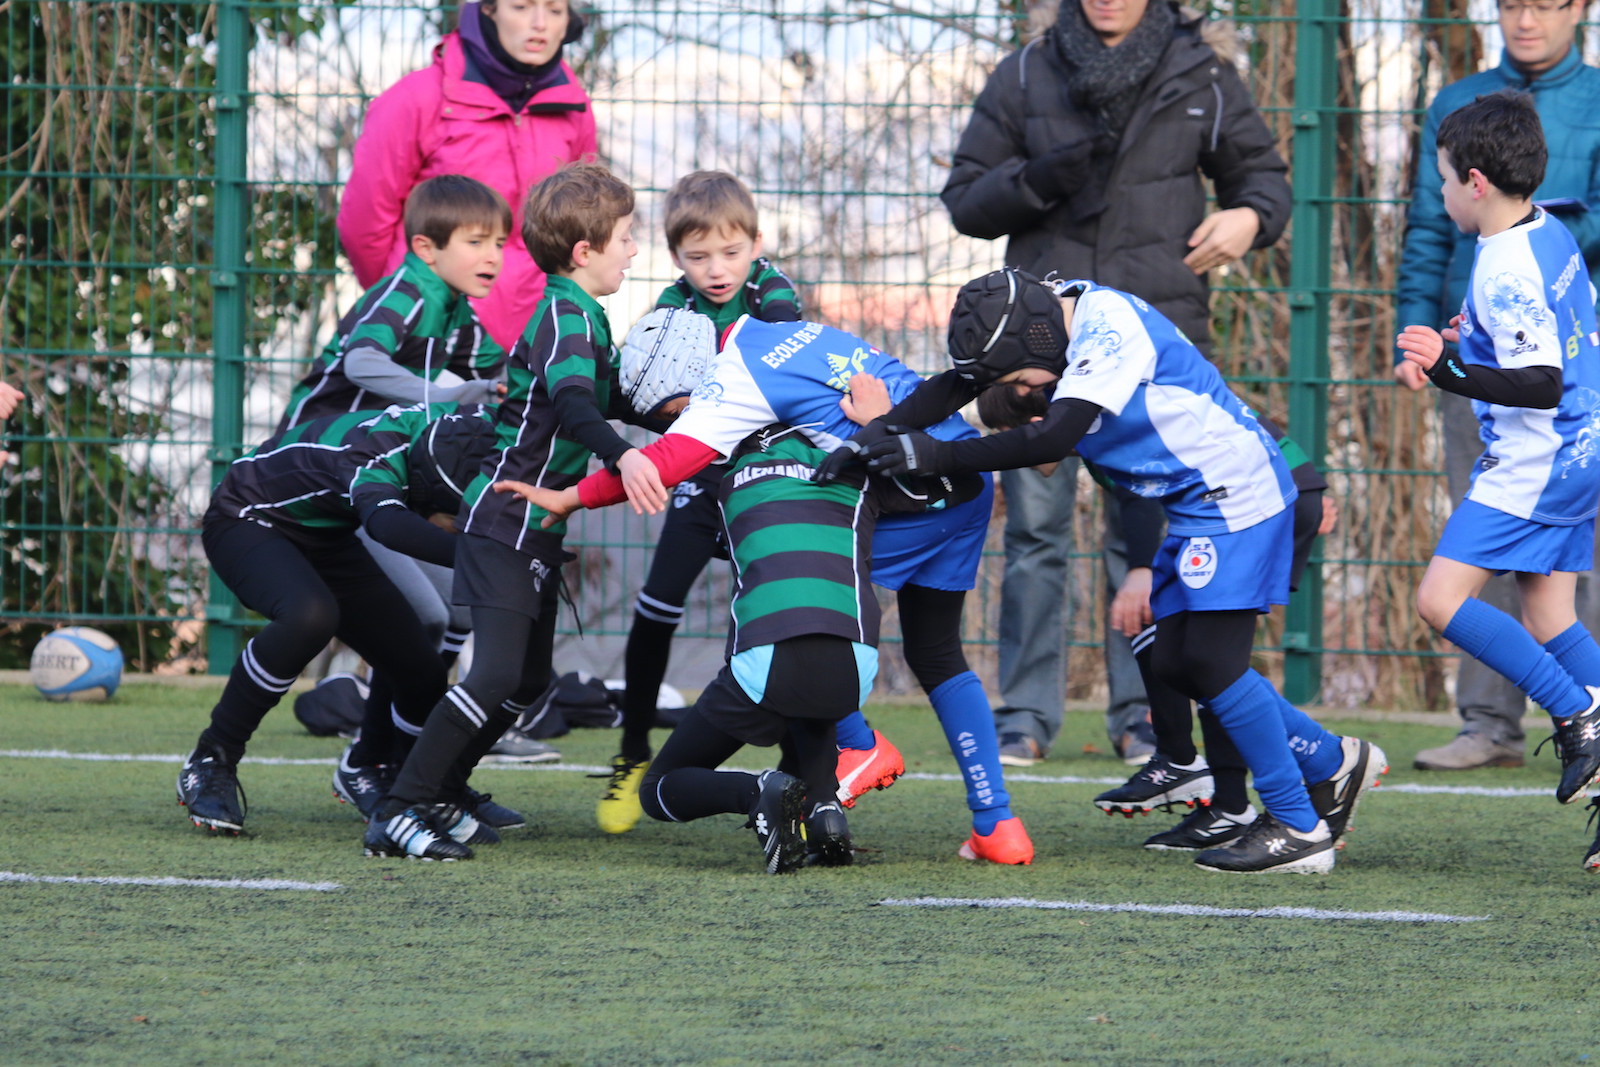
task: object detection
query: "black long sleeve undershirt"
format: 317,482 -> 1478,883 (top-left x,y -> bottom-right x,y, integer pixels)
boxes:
552,385 -> 635,471
871,369 -> 982,432
1426,356 -> 1562,408
928,397 -> 1104,474
362,501 -> 457,567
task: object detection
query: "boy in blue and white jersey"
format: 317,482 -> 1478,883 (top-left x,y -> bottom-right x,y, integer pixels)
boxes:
820,268 -> 1387,874
1397,89 -> 1600,869
512,316 -> 1037,864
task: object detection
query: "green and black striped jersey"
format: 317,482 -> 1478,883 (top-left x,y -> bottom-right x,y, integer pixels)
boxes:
719,428 -> 913,654
460,274 -> 618,552
656,257 -> 801,335
279,252 -> 503,431
208,402 -> 464,542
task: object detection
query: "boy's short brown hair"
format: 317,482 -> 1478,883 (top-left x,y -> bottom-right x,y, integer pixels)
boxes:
662,170 -> 759,251
522,163 -> 635,275
403,174 -> 512,247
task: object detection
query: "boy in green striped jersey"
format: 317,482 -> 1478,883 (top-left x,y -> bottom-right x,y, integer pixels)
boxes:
654,170 -> 801,333
282,175 -> 515,784
365,163 -> 671,860
177,403 -> 495,837
280,175 -> 511,431
602,171 -> 805,834
501,421 -> 975,872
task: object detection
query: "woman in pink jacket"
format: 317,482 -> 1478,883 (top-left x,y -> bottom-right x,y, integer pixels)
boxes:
338,0 -> 598,350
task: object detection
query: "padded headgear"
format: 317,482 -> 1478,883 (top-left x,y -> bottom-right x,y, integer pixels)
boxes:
406,411 -> 497,515
946,268 -> 1069,385
619,307 -> 717,416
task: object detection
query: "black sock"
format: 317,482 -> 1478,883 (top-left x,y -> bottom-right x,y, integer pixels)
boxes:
1199,708 -> 1250,813
440,708 -> 517,800
346,675 -> 395,766
1137,639 -> 1197,764
622,613 -> 677,762
649,768 -> 758,822
194,728 -> 245,767
439,626 -> 470,669
380,688 -> 482,816
202,636 -> 299,759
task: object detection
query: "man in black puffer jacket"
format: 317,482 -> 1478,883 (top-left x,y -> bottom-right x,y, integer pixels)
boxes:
941,0 -> 1291,770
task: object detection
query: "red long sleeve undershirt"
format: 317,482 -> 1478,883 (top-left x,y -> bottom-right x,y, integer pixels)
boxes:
575,433 -> 722,509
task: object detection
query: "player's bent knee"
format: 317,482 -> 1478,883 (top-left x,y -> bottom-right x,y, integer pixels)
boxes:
638,769 -> 671,821
275,597 -> 341,647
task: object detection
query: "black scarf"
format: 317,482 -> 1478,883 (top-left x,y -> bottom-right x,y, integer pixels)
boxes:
1052,0 -> 1178,135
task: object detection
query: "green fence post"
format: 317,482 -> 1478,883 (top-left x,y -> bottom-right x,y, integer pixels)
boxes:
207,0 -> 248,674
1284,0 -> 1336,704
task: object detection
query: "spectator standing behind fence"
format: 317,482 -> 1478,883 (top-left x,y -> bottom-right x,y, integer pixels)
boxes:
0,380 -> 22,464
339,0 -> 595,352
1396,0 -> 1600,773
940,0 -> 1290,766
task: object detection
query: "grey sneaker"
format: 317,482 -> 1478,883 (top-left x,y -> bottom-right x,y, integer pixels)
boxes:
1413,731 -> 1524,771
485,727 -> 562,764
997,731 -> 1043,767
1116,719 -> 1157,766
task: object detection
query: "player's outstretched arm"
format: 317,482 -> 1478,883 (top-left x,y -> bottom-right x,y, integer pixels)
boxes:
492,481 -> 582,529
862,397 -> 1103,477
615,448 -> 669,514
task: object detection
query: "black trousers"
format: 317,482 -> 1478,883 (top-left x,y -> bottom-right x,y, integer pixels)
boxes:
199,519 -> 444,759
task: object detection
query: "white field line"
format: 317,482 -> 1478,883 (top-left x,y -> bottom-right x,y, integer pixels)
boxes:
0,749 -> 1560,798
877,896 -> 1490,923
0,871 -> 342,892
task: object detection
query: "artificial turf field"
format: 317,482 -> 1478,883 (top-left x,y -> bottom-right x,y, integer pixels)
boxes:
3,680 -> 1598,1066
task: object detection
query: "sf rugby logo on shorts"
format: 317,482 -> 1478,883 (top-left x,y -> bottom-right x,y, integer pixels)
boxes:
1179,537 -> 1217,589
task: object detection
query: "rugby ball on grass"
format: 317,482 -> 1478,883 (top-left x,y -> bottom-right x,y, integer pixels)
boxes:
30,626 -> 123,702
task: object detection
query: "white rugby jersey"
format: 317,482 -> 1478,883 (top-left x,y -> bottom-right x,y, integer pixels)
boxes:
1456,210 -> 1600,524
1050,284 -> 1296,535
670,318 -> 979,457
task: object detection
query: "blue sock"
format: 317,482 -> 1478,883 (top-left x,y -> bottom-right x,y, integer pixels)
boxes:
1544,622 -> 1600,693
1267,687 -> 1343,784
929,672 -> 1012,833
834,711 -> 876,751
1205,671 -> 1319,832
1444,598 -> 1589,720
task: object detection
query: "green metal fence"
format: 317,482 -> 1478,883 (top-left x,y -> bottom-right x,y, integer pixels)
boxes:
0,0 -> 1539,708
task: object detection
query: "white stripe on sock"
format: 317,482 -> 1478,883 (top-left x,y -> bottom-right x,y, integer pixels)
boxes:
446,686 -> 486,728
240,640 -> 296,693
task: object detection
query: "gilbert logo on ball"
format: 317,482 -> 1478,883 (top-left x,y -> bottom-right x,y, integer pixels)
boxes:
30,626 -> 124,701
1178,537 -> 1218,590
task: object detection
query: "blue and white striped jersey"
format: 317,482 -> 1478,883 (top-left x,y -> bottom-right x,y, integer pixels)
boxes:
1050,283 -> 1295,535
671,318 -> 980,456
1455,210 -> 1600,525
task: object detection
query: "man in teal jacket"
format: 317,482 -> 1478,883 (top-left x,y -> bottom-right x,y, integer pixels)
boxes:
1396,0 -> 1600,770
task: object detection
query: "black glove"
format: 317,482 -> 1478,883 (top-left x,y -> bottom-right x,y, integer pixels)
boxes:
860,429 -> 947,477
1021,135 -> 1097,201
811,440 -> 868,485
